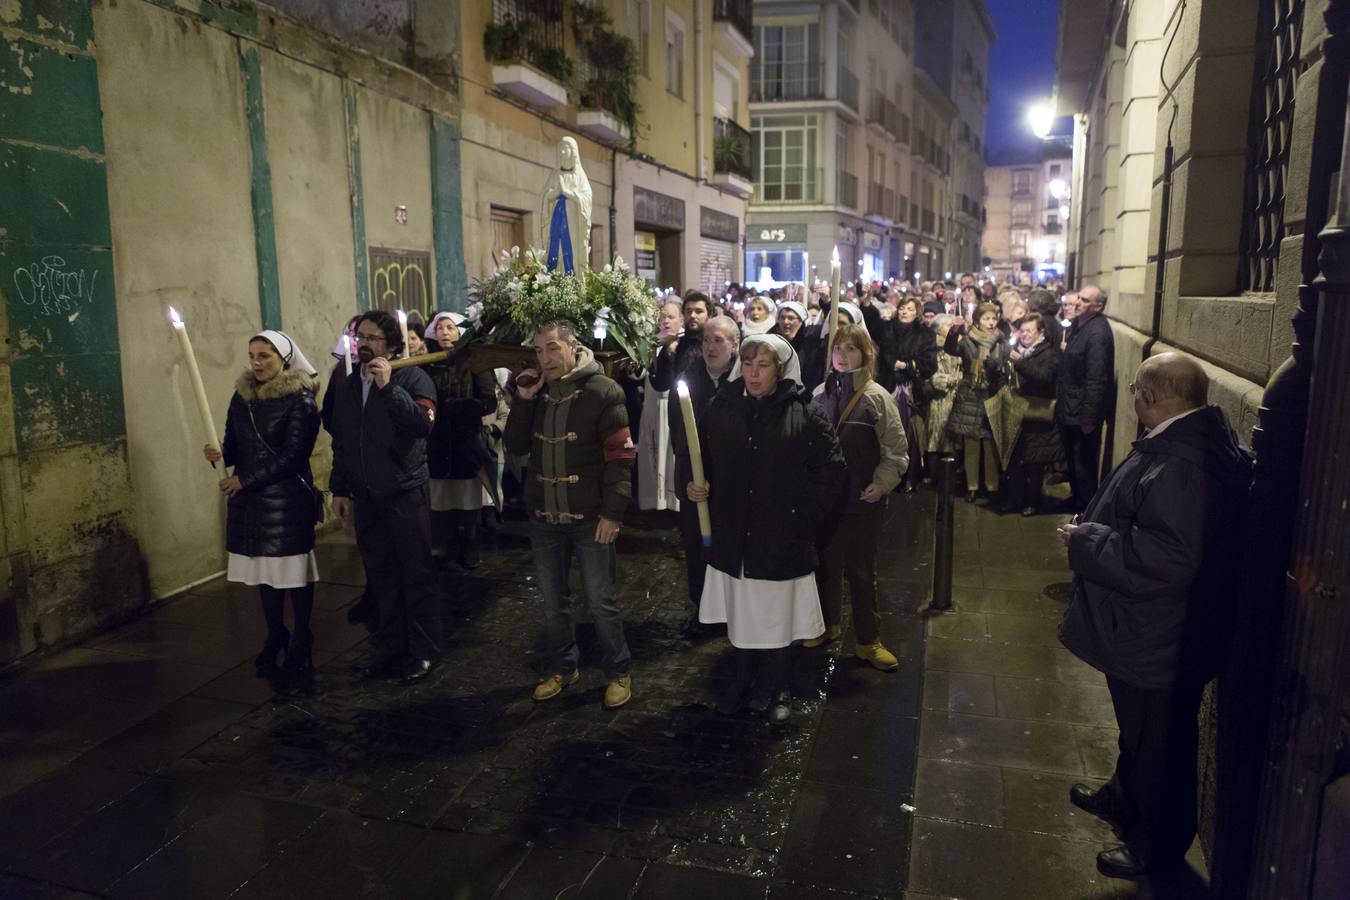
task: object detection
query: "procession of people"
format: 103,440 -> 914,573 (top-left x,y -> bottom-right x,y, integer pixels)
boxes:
188,249 -> 1257,885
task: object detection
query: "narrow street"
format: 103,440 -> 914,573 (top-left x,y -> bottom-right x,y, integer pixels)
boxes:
0,488 -> 1186,898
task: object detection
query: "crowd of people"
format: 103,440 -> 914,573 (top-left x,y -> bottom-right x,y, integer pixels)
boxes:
203,266 -> 1256,882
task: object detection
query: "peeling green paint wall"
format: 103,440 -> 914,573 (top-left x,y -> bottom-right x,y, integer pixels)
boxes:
0,0 -> 144,661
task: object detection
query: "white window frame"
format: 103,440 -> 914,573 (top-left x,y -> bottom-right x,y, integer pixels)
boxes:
665,9 -> 687,99
712,52 -> 740,120
628,0 -> 650,75
752,113 -> 820,203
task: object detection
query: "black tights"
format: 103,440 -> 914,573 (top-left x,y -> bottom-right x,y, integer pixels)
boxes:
258,584 -> 315,642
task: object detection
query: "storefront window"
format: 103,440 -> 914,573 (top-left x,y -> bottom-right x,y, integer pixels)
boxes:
745,248 -> 807,287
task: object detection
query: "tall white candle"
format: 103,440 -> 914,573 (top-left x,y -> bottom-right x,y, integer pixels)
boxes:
675,381 -> 712,547
168,307 -> 220,457
827,246 -> 843,364
397,309 -> 410,357
343,333 -> 354,376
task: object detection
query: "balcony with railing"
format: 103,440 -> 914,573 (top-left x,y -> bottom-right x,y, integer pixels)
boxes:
753,167 -> 823,204
838,65 -> 860,113
838,170 -> 858,208
921,209 -> 935,235
751,62 -> 825,102
485,0 -> 569,108
897,194 -> 908,224
867,183 -> 895,221
712,117 -> 754,196
1042,222 -> 1063,235
712,0 -> 753,48
867,92 -> 898,137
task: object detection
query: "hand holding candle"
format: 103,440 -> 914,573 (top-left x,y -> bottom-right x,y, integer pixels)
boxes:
676,380 -> 712,547
169,307 -> 221,468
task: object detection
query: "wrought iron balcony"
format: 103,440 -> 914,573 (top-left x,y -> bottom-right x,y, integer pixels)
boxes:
867,92 -> 898,136
486,0 -> 567,82
838,171 -> 858,208
713,0 -> 753,47
867,183 -> 895,220
838,66 -> 860,112
713,117 -> 754,181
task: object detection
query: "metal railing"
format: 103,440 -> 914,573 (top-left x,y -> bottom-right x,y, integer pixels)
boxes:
867,92 -> 898,135
838,170 -> 858,208
712,0 -> 752,45
713,117 -> 754,181
751,63 -> 825,102
753,167 -> 823,204
488,0 -> 566,79
867,183 -> 895,219
897,113 -> 910,144
838,66 -> 860,111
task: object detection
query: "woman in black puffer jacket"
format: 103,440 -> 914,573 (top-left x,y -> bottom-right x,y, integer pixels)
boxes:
205,330 -> 321,681
885,295 -> 938,488
424,312 -> 497,568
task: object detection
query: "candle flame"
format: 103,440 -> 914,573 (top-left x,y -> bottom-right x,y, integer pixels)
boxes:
396,309 -> 408,324
676,380 -> 689,397
831,246 -> 840,265
168,306 -> 183,326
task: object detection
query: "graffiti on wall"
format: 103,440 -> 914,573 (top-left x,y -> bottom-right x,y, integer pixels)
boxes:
370,247 -> 431,318
12,255 -> 99,321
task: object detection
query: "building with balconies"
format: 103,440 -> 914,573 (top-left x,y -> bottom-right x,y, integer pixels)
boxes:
745,0 -> 918,288
459,0 -> 754,294
981,146 -> 1071,283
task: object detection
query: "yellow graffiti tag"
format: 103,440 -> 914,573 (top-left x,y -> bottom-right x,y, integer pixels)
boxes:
371,260 -> 429,317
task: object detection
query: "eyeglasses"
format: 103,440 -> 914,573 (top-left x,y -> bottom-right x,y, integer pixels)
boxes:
353,332 -> 386,344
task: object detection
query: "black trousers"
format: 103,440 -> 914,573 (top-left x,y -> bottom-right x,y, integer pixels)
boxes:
1103,674 -> 1206,869
815,504 -> 882,644
354,484 -> 440,661
1059,423 -> 1102,509
678,495 -> 706,611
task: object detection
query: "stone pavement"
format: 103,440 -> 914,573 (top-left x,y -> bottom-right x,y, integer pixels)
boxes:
0,489 -> 1208,898
0,493 -> 930,900
910,501 -> 1209,900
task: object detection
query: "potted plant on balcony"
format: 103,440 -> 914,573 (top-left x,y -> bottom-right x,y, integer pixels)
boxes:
571,4 -> 639,142
714,133 -> 745,174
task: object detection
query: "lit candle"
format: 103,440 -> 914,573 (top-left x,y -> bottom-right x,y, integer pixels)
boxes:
827,246 -> 843,361
675,381 -> 712,547
397,309 -> 410,357
168,307 -> 221,464
343,333 -> 354,376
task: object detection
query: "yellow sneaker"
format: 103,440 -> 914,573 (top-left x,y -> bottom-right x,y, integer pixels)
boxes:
533,670 -> 580,701
855,642 -> 899,671
603,675 -> 632,709
801,625 -> 842,649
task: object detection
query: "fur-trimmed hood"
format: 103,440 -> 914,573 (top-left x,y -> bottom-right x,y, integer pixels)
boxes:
235,366 -> 319,402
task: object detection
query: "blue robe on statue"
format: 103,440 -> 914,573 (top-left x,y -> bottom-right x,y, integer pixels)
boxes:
546,195 -> 575,274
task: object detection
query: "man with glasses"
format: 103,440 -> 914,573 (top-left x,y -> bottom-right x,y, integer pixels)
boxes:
328,310 -> 442,684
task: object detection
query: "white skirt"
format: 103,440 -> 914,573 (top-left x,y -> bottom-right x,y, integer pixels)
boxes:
429,477 -> 487,511
226,552 -> 319,590
699,566 -> 825,649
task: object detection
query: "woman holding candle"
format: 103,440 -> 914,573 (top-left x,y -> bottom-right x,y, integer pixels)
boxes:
424,311 -> 496,569
806,324 -> 907,669
686,333 -> 845,724
203,330 -> 322,682
944,302 -> 1012,503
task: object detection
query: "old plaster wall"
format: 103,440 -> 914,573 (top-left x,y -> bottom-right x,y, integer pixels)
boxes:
96,0 -> 260,596
260,47 -> 355,484
0,0 -> 144,659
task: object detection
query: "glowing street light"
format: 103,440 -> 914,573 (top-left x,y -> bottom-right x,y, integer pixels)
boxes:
1028,102 -> 1056,140
1048,179 -> 1066,200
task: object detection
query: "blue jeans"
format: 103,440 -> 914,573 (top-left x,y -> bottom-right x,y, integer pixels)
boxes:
529,519 -> 631,679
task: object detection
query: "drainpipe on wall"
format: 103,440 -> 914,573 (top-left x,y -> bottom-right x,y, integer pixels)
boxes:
610,147 -> 618,263
1143,141 -> 1174,364
693,2 -> 706,182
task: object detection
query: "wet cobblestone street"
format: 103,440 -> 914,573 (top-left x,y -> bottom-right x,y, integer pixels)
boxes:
0,493 -> 935,899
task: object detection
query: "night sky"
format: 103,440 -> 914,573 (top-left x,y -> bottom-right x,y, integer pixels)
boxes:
982,0 -> 1061,163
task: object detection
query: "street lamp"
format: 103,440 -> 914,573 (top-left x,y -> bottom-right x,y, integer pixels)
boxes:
1028,102 -> 1056,140
1048,179 -> 1066,200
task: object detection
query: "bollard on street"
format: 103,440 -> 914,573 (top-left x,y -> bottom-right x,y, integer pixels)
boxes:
930,455 -> 956,611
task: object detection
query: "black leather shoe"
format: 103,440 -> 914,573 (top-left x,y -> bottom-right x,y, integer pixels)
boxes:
768,689 -> 792,726
1096,845 -> 1146,880
398,657 -> 437,685
746,683 -> 771,713
255,627 -> 290,676
355,655 -> 400,681
1069,783 -> 1125,833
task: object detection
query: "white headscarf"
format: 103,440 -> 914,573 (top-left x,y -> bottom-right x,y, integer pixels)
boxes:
730,332 -> 802,387
254,329 -> 317,376
776,301 -> 808,324
743,296 -> 777,335
425,311 -> 466,340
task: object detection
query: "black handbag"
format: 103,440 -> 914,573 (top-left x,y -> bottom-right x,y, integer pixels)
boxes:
247,404 -> 325,524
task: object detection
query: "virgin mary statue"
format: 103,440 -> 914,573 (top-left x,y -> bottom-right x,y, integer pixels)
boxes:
540,136 -> 592,274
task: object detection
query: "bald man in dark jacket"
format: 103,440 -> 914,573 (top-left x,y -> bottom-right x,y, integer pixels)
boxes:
1059,353 -> 1251,881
